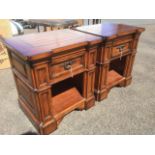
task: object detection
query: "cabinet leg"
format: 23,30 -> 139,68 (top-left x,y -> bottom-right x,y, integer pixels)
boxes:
95,88 -> 108,102
76,103 -> 85,111
18,97 -> 57,135
118,76 -> 132,87
84,97 -> 95,110
39,119 -> 57,135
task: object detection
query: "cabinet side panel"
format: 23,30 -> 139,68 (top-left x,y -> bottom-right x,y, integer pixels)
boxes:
14,75 -> 40,120
9,51 -> 33,86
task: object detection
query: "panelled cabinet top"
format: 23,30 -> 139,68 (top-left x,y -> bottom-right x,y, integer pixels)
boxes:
74,23 -> 145,40
1,29 -> 101,61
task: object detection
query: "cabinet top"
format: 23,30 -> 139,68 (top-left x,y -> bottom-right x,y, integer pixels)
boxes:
2,29 -> 101,61
74,23 -> 145,40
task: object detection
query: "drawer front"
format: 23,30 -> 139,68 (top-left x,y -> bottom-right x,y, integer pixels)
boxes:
111,42 -> 130,58
50,50 -> 85,83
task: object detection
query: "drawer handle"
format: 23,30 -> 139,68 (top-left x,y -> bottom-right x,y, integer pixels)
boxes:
116,45 -> 125,60
64,60 -> 73,70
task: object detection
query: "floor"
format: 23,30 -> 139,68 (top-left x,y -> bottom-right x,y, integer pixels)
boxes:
0,20 -> 155,135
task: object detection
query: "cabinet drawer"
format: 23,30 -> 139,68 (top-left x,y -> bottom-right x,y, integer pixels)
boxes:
111,42 -> 130,58
50,51 -> 85,83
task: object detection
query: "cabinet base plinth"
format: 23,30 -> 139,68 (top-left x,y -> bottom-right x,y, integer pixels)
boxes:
118,77 -> 132,87
18,98 -> 57,135
84,97 -> 95,110
39,119 -> 57,135
95,89 -> 108,102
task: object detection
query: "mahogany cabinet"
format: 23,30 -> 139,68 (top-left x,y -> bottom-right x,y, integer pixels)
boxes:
74,23 -> 145,101
1,29 -> 101,134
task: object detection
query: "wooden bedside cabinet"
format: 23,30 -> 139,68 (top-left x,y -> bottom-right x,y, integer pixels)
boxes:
1,29 -> 101,134
74,23 -> 145,101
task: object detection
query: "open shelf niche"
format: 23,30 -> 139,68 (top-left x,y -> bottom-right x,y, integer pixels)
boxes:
51,74 -> 85,122
107,56 -> 127,88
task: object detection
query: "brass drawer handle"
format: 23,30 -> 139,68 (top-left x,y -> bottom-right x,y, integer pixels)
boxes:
64,60 -> 73,70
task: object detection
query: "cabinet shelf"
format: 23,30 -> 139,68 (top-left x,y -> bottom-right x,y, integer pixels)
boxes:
51,87 -> 85,121
107,70 -> 125,88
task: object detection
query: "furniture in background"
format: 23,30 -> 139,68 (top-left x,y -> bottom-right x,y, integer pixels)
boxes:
28,19 -> 83,32
87,19 -> 102,25
27,19 -> 102,32
74,23 -> 145,101
1,29 -> 101,134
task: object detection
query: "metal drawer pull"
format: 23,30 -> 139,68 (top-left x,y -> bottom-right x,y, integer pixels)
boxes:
116,45 -> 125,60
64,60 -> 74,77
64,60 -> 73,70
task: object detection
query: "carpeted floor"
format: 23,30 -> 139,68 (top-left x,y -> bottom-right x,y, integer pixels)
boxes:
0,23 -> 155,135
